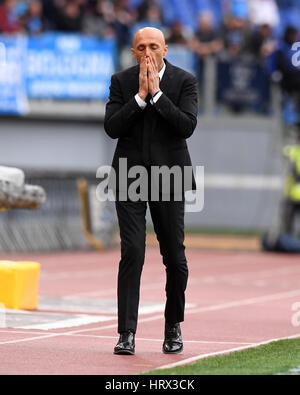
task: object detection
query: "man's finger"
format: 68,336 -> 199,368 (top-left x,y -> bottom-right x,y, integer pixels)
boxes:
146,60 -> 153,77
140,56 -> 147,72
150,57 -> 158,78
149,59 -> 158,82
147,59 -> 155,77
147,55 -> 154,69
150,54 -> 158,71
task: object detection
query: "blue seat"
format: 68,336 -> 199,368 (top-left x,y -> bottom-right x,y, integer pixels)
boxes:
192,0 -> 212,13
157,0 -> 176,26
277,8 -> 300,37
231,0 -> 249,19
128,0 -> 143,9
209,0 -> 223,26
169,0 -> 196,30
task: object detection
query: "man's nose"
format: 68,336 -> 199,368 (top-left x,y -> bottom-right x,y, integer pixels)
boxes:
145,47 -> 151,56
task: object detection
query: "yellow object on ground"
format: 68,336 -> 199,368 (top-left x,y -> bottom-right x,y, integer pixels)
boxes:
0,261 -> 40,310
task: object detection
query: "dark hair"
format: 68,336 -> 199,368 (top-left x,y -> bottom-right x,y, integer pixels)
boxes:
284,26 -> 298,44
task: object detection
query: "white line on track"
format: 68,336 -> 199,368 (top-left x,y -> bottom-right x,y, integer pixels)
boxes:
0,333 -> 62,345
205,265 -> 300,284
62,334 -> 255,346
0,330 -> 254,345
186,289 -> 300,315
1,288 -> 300,346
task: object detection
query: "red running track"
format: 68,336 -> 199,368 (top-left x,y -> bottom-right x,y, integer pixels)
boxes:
0,247 -> 300,375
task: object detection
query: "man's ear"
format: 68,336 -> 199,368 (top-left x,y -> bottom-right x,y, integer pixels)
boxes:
131,48 -> 137,61
163,45 -> 168,58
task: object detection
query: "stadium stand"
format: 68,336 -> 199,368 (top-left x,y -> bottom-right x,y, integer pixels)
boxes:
0,0 -> 299,120
0,1 -> 296,36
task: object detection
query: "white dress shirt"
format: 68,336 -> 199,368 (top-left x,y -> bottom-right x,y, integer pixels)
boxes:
135,61 -> 166,109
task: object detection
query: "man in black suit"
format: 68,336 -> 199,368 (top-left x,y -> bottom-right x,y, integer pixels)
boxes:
104,27 -> 198,355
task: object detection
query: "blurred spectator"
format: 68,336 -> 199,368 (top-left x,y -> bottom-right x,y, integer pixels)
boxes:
249,0 -> 280,28
14,0 -> 28,18
136,0 -> 159,22
166,21 -> 189,45
24,0 -> 45,35
82,0 -> 115,37
189,12 -> 223,59
276,26 -> 300,113
53,0 -> 84,32
247,24 -> 277,59
189,12 -> 223,105
41,0 -> 56,29
0,0 -> 23,33
222,15 -> 250,57
113,0 -> 136,49
131,2 -> 163,39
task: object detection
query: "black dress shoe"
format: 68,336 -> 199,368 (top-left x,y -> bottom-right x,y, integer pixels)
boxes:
163,323 -> 183,354
114,331 -> 135,355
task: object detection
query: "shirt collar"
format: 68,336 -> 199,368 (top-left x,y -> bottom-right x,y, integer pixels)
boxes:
159,60 -> 166,81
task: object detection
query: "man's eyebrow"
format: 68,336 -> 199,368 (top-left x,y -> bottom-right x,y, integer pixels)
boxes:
137,42 -> 159,47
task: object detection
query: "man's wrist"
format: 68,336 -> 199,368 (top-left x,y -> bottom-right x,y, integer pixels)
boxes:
152,89 -> 161,98
138,91 -> 147,101
135,93 -> 147,109
150,90 -> 163,105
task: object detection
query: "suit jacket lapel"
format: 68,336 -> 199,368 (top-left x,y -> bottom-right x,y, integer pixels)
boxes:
130,65 -> 140,98
159,59 -> 173,96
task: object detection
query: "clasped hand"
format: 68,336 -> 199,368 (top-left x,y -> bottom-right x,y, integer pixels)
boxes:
138,55 -> 160,101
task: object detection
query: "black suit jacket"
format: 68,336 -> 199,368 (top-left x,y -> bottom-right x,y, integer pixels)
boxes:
104,59 -> 198,197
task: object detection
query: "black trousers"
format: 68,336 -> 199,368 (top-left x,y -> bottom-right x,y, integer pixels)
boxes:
115,199 -> 188,334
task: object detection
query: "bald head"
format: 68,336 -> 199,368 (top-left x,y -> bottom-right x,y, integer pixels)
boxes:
131,27 -> 168,70
133,27 -> 166,48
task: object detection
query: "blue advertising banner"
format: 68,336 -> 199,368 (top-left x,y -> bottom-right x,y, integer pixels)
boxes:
0,36 -> 27,115
26,34 -> 116,100
217,58 -> 270,112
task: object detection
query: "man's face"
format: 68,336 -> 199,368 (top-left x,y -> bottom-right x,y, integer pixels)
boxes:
199,15 -> 213,32
131,28 -> 168,70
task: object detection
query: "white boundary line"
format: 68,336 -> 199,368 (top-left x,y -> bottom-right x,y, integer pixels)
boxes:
1,288 -> 300,346
186,289 -> 300,315
0,330 -> 253,345
19,315 -> 113,330
0,333 -> 62,345
154,332 -> 300,371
